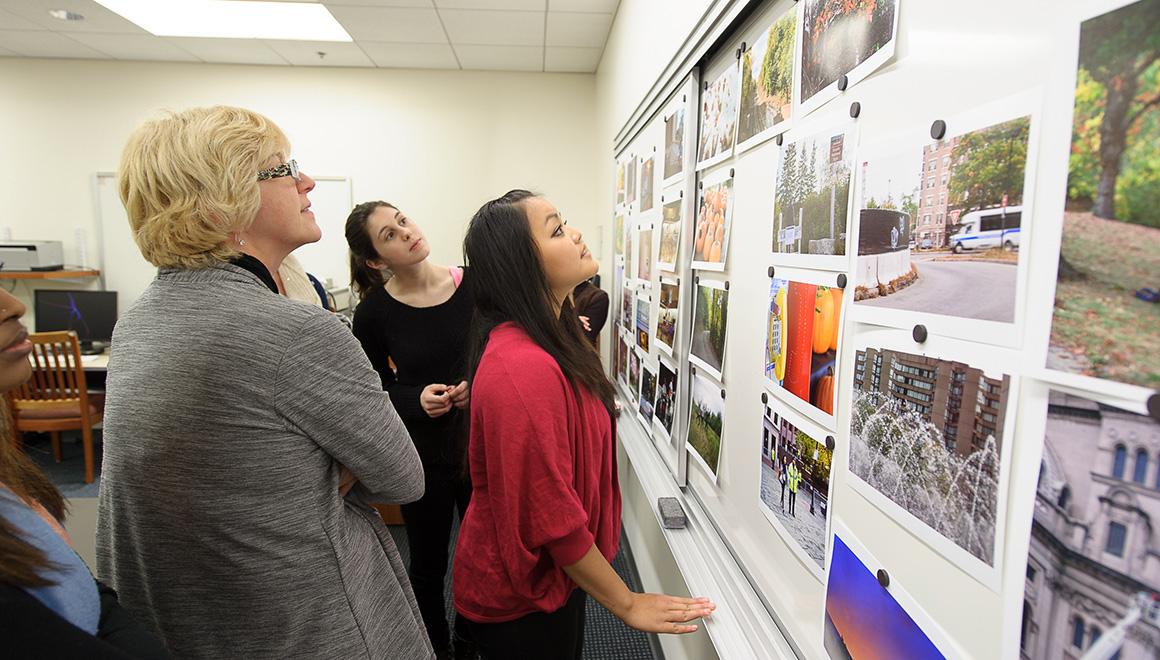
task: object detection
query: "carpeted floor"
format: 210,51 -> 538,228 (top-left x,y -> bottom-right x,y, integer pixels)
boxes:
27,431 -> 662,660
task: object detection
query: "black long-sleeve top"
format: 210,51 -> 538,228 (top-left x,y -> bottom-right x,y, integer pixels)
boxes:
351,271 -> 474,473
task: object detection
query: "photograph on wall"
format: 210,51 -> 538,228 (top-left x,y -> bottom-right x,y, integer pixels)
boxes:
696,64 -> 740,169
628,347 -> 641,401
1020,388 -> 1160,660
824,533 -> 946,659
689,279 -> 730,382
692,170 -> 735,271
655,360 -> 679,440
640,156 -> 656,212
853,115 -> 1031,325
614,213 -> 625,257
848,344 -> 1011,572
687,371 -> 725,478
800,0 -> 899,115
626,155 -> 638,206
658,195 -> 684,270
772,122 -> 854,269
636,296 -> 651,353
616,159 -> 626,206
1047,0 -> 1159,389
611,261 -> 624,330
624,224 -> 634,290
621,286 -> 633,332
637,224 -> 653,282
656,278 -> 680,356
664,106 -> 686,184
758,403 -> 834,576
638,364 -> 657,425
617,334 -> 630,388
737,6 -> 796,151
765,276 -> 842,421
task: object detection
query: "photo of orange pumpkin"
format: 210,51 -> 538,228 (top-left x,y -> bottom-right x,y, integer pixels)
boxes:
694,177 -> 733,264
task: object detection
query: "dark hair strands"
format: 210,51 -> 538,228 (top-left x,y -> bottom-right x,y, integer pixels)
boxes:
463,190 -> 615,418
345,200 -> 398,300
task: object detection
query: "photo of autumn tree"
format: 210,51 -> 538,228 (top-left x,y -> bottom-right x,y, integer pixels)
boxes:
691,282 -> 730,375
773,127 -> 853,258
738,8 -> 796,144
1049,0 -> 1159,388
800,0 -> 898,105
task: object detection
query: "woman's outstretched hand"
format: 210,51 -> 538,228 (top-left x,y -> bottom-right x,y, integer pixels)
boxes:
616,593 -> 715,634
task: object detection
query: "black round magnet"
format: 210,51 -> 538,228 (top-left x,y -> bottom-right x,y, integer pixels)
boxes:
768,266 -> 776,278
877,569 -> 890,588
930,119 -> 947,140
826,436 -> 836,451
741,42 -> 747,52
775,133 -> 784,146
679,190 -> 684,198
912,324 -> 928,343
1148,392 -> 1160,422
837,273 -> 847,289
694,275 -> 700,285
729,167 -> 735,178
720,389 -> 726,400
724,281 -> 730,290
761,391 -> 768,404
849,101 -> 861,118
704,81 -> 708,91
735,48 -> 741,60
837,74 -> 849,91
699,180 -> 703,190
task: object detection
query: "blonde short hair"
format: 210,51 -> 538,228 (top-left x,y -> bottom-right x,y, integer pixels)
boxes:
118,106 -> 290,269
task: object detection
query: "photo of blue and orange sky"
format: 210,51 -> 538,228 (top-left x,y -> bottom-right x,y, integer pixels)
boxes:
824,535 -> 944,660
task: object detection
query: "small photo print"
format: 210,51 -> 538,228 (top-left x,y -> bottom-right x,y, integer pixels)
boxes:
854,115 -> 1031,324
658,197 -> 683,269
690,280 -> 730,380
614,213 -> 625,256
849,347 -> 1010,566
765,278 -> 842,417
628,348 -> 641,401
621,286 -> 633,332
617,335 -> 629,387
824,534 -> 945,659
693,173 -> 735,269
687,371 -> 725,476
657,279 -> 680,354
640,156 -> 655,212
801,0 -> 899,109
758,405 -> 833,573
773,124 -> 854,263
655,360 -> 678,439
737,6 -> 796,146
1021,389 -> 1160,659
697,64 -> 740,166
626,156 -> 638,205
664,107 -> 686,181
1047,0 -> 1160,388
636,297 -> 651,353
616,160 -> 625,205
638,364 -> 657,423
638,226 -> 653,282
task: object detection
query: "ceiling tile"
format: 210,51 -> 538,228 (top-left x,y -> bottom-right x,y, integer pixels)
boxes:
548,0 -> 618,12
65,32 -> 201,61
0,28 -> 105,58
440,9 -> 542,46
454,44 -> 540,71
0,0 -> 149,34
544,45 -> 599,72
545,11 -> 610,47
435,0 -> 545,9
166,38 -> 288,66
326,5 -> 446,43
264,39 -> 374,67
0,7 -> 43,30
322,0 -> 433,6
361,41 -> 458,68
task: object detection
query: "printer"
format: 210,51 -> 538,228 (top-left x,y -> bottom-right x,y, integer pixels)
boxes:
0,241 -> 65,271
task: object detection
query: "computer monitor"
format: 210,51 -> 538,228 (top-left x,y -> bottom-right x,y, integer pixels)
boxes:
34,290 -> 118,354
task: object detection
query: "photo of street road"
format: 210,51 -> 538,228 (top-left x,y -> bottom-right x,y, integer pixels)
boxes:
858,252 -> 1017,322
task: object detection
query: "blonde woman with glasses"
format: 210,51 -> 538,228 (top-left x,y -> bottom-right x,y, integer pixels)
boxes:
96,106 -> 433,659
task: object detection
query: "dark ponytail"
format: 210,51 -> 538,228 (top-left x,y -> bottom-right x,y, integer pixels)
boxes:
463,190 -> 615,415
344,200 -> 397,300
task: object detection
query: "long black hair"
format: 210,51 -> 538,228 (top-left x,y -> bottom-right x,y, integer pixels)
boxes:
463,190 -> 614,414
345,200 -> 397,300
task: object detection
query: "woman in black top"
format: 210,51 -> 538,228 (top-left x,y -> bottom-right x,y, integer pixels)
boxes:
346,201 -> 475,660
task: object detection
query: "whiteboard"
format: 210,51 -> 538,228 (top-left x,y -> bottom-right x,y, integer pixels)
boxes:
95,173 -> 352,313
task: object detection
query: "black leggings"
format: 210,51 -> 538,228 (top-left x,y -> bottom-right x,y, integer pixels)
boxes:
401,471 -> 473,653
466,589 -> 587,660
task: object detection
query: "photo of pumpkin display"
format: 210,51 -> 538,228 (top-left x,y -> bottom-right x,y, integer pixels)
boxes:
765,276 -> 843,421
692,171 -> 735,271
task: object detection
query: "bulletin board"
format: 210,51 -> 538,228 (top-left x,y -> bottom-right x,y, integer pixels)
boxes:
607,0 -> 1160,658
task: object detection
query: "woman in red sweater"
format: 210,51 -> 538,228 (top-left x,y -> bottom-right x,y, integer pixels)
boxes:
454,190 -> 714,659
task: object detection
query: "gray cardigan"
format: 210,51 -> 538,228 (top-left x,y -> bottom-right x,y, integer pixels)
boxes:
95,263 -> 433,660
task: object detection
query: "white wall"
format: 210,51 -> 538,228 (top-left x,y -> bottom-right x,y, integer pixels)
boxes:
594,3 -> 721,659
0,58 -> 598,322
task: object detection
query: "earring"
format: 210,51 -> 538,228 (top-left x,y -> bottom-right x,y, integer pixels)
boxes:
236,234 -> 247,247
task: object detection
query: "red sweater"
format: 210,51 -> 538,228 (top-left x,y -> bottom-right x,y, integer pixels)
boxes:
453,323 -> 621,623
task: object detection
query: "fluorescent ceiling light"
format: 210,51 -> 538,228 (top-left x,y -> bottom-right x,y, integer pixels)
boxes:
93,0 -> 352,41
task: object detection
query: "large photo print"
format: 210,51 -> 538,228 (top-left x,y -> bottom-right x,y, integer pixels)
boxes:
737,7 -> 796,148
800,0 -> 899,112
773,124 -> 854,267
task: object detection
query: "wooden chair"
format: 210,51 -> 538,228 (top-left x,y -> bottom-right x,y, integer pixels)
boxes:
8,331 -> 103,484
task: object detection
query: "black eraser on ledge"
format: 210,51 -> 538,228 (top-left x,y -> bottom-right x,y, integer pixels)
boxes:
658,497 -> 687,529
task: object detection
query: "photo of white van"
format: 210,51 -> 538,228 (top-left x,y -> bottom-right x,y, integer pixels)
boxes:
949,206 -> 1022,253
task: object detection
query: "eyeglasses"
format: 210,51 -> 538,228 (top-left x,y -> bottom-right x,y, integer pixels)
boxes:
257,159 -> 300,182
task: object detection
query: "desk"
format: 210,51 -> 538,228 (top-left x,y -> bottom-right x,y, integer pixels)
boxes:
80,353 -> 109,372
